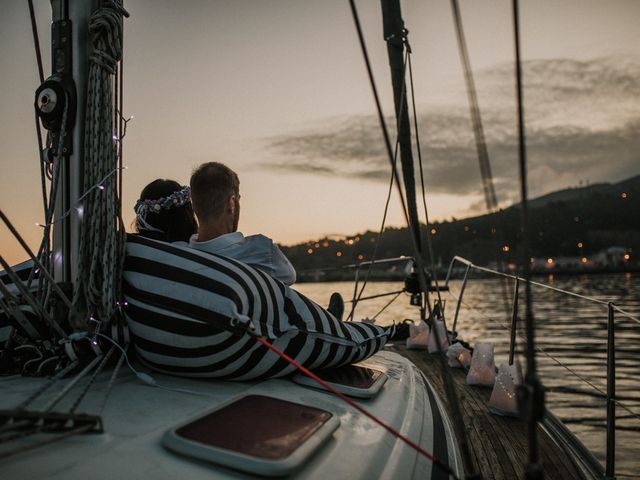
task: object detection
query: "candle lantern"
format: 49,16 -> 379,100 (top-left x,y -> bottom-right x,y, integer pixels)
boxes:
466,342 -> 496,387
489,362 -> 522,416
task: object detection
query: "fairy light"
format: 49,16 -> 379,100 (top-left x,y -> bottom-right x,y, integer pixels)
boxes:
34,166 -> 127,229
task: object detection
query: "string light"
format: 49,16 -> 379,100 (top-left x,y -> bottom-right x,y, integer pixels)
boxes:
34,166 -> 127,229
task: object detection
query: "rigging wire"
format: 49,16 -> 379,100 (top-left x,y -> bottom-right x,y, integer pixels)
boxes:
27,0 -> 44,84
450,0 -> 498,211
346,51 -> 408,322
348,1 -> 476,477
512,0 -> 544,476
406,48 -> 445,319
0,210 -> 72,310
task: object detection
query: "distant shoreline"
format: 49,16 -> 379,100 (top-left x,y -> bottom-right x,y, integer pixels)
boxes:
295,267 -> 639,283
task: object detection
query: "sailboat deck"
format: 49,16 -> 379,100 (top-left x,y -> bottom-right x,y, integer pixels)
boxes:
390,344 -> 587,480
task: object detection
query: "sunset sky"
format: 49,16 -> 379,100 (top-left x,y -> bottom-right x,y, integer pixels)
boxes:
1,0 -> 639,265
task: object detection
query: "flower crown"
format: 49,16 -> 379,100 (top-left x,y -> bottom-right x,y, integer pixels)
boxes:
134,186 -> 192,216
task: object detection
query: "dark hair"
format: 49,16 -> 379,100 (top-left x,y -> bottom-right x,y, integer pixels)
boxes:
190,162 -> 240,221
135,179 -> 197,242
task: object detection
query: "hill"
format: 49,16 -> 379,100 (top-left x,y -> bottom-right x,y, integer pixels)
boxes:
281,174 -> 640,278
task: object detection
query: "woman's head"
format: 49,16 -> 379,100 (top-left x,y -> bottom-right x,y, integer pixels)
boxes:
134,179 -> 197,242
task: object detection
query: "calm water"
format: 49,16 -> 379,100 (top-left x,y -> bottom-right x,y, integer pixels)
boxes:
297,273 -> 640,478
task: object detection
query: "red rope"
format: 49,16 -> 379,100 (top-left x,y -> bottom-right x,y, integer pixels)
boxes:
254,335 -> 457,479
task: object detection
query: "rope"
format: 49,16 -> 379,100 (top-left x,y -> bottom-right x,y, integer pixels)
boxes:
68,346 -> 115,413
72,0 -> 128,325
252,334 -> 459,480
98,351 -> 125,415
18,360 -> 79,409
43,354 -> 103,412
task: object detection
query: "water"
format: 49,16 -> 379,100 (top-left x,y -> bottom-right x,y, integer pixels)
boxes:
296,273 -> 640,478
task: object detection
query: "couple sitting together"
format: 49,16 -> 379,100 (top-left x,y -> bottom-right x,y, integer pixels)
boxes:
134,161 -> 344,320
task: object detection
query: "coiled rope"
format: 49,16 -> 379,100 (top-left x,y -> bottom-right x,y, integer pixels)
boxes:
72,1 -> 129,326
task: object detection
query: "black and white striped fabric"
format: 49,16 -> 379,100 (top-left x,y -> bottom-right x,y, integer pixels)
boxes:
123,234 -> 394,380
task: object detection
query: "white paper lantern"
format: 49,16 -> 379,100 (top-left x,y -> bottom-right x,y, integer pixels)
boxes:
406,320 -> 429,350
466,342 -> 496,387
427,319 -> 450,353
489,362 -> 522,416
446,342 -> 471,368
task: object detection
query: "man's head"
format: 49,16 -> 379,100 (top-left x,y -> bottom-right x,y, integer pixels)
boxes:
190,162 -> 240,236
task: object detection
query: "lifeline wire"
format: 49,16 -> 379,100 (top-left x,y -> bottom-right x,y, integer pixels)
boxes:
447,286 -> 640,423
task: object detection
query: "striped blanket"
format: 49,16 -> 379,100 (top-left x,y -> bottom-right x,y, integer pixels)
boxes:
123,235 -> 394,380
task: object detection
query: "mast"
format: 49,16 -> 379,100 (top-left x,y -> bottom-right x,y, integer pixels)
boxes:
380,0 -> 422,254
40,0 -> 97,285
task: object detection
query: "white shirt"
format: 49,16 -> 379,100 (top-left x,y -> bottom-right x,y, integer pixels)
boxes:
185,232 -> 296,285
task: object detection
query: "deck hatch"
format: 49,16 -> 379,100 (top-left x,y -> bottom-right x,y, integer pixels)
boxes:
162,394 -> 340,476
293,365 -> 388,398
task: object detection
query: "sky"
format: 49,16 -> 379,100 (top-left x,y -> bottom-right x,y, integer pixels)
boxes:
1,0 -> 639,265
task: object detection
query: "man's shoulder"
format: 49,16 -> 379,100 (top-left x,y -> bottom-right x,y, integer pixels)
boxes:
245,234 -> 274,245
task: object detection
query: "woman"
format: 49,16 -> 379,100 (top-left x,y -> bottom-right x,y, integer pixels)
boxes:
134,179 -> 197,242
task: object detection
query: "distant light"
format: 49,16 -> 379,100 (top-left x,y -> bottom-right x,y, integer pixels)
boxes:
357,254 -> 364,261
355,236 -> 360,242
490,227 -> 496,235
581,257 -> 588,263
574,216 -> 580,222
530,257 -> 535,263
624,254 -> 630,261
75,204 -> 84,220
430,228 -> 437,235
502,245 -> 510,252
336,251 -> 342,257
577,242 -> 583,248
307,248 -> 313,255
464,225 -> 470,232
323,241 -> 329,247
97,184 -> 105,191
546,258 -> 554,264
621,192 -> 628,199
314,243 -> 320,248
400,255 -> 406,259
347,239 -> 354,245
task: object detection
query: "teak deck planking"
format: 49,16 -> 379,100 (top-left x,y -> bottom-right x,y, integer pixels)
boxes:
389,344 -> 586,480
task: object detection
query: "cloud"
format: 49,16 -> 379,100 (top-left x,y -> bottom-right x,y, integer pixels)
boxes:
263,56 -> 640,205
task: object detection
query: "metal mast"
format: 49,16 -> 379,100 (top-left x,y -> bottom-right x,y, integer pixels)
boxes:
40,0 -> 98,285
380,0 -> 422,253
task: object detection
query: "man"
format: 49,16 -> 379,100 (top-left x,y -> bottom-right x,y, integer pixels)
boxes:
188,162 -> 296,285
